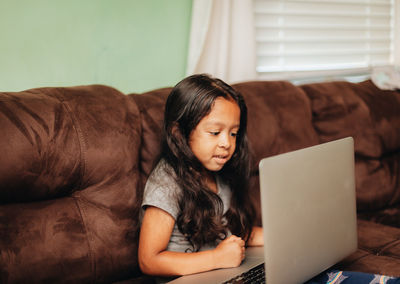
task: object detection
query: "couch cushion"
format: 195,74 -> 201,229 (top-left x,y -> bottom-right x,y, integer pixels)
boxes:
233,80 -> 320,171
0,198 -> 92,283
301,80 -> 400,211
233,81 -> 320,224
0,85 -> 142,283
129,88 -> 171,192
0,89 -> 80,202
358,205 -> 400,229
301,80 -> 400,158
335,219 -> 400,277
355,154 -> 400,211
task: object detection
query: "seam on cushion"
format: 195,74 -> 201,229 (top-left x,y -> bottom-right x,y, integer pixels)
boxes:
51,89 -> 95,281
360,240 -> 400,259
72,196 -> 96,283
130,96 -> 144,159
377,240 -> 400,259
128,95 -> 145,185
344,247 -> 400,268
298,85 -> 320,143
354,248 -> 400,266
358,245 -> 381,256
52,88 -> 87,190
340,248 -> 371,266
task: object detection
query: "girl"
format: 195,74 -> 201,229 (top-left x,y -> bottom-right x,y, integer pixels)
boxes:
138,74 -> 263,277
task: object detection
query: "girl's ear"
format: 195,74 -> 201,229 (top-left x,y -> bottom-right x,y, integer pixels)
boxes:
171,123 -> 179,136
171,123 -> 184,140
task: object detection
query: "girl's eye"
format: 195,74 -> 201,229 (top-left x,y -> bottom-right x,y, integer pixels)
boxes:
230,132 -> 238,137
210,132 -> 220,136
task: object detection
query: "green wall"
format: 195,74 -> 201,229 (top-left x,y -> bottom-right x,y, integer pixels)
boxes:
0,0 -> 192,93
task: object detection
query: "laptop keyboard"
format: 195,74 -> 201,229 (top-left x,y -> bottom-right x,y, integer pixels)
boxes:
222,263 -> 265,284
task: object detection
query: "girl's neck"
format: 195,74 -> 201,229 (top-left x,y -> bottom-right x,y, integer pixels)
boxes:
204,171 -> 218,193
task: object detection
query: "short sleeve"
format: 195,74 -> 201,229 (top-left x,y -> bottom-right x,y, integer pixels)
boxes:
142,161 -> 181,220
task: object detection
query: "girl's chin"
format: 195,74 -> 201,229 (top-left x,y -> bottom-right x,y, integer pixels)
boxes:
201,156 -> 232,172
205,162 -> 226,172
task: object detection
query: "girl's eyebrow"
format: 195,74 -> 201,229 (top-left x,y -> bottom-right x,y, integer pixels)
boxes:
204,121 -> 240,128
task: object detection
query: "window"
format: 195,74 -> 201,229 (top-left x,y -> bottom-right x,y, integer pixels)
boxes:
254,0 -> 395,80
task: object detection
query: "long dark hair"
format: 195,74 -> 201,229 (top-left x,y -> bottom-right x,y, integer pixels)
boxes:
161,74 -> 255,251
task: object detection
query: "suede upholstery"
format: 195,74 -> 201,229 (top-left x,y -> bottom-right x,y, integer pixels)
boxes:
0,80 -> 399,283
301,81 -> 400,212
0,86 -> 142,283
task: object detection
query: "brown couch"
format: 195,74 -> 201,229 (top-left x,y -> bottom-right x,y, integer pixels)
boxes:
0,79 -> 399,283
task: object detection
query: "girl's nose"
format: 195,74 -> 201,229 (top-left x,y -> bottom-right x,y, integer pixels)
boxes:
218,134 -> 231,148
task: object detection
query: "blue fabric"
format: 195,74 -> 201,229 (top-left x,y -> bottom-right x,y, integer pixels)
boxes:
306,270 -> 400,284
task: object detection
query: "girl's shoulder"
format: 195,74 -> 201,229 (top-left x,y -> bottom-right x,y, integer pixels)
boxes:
145,160 -> 181,195
148,159 -> 175,181
142,160 -> 182,219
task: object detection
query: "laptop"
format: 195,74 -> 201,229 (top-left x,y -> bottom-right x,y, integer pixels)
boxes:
168,137 -> 358,284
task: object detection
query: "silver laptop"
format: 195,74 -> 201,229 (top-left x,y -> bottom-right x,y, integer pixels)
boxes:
168,137 -> 358,284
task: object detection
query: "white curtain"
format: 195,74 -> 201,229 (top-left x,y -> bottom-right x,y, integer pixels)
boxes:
186,0 -> 257,84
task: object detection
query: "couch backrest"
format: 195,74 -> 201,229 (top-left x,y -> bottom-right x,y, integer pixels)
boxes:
233,80 -> 320,169
301,80 -> 400,211
129,88 -> 171,193
0,85 -> 142,283
233,80 -> 320,224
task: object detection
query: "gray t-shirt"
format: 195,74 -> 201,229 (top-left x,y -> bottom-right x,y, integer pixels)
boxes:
141,160 -> 232,252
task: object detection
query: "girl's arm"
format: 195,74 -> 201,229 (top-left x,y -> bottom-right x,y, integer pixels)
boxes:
138,206 -> 245,277
247,226 -> 264,247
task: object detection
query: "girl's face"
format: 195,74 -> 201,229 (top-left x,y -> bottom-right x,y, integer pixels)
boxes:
189,97 -> 240,172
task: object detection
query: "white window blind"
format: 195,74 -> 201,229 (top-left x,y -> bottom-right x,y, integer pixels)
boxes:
254,0 -> 395,77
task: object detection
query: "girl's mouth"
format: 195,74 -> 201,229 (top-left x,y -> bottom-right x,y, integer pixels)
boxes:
213,155 -> 229,164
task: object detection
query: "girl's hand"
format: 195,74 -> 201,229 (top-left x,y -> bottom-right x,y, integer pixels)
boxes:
213,235 -> 245,269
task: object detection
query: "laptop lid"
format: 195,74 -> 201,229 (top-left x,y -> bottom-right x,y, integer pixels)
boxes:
259,137 -> 358,284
